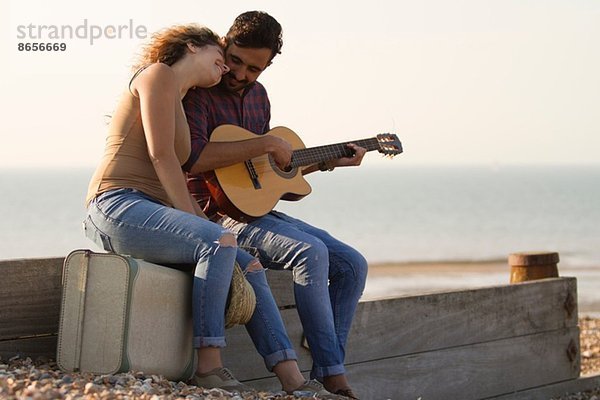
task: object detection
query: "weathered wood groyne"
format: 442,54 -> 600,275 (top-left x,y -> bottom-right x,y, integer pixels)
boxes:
1,255 -> 599,399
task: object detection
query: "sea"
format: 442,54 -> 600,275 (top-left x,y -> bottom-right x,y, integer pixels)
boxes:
1,165 -> 599,308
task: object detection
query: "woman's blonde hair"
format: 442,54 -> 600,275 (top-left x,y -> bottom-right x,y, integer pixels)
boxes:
134,24 -> 221,70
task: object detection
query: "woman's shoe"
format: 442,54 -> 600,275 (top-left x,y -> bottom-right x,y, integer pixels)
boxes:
190,367 -> 255,394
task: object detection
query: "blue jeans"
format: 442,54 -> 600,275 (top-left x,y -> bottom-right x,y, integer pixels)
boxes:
221,210 -> 368,379
84,188 -> 297,370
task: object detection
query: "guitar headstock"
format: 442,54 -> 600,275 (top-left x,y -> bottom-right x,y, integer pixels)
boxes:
376,133 -> 403,157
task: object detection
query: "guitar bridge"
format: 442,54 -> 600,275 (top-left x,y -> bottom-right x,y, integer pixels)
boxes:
244,160 -> 261,190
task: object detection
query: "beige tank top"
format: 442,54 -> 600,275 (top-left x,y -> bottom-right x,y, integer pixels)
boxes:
86,70 -> 191,207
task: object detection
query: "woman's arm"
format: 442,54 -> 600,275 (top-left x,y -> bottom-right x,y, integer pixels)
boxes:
189,191 -> 208,219
134,64 -> 197,215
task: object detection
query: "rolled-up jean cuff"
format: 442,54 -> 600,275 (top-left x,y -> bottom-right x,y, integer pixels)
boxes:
264,349 -> 298,372
193,336 -> 226,348
313,364 -> 346,379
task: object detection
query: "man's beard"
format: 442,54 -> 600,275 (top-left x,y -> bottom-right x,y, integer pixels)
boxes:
221,73 -> 250,93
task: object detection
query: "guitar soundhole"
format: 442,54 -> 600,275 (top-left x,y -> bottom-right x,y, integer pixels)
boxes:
269,155 -> 298,179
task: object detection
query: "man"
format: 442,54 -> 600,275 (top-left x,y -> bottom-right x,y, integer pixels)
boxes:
183,11 -> 367,399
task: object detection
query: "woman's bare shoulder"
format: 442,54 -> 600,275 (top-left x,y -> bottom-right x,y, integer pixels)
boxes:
131,63 -> 176,97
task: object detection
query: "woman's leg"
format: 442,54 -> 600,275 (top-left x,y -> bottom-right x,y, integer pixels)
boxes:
236,250 -> 304,391
240,255 -> 340,397
85,189 -> 236,374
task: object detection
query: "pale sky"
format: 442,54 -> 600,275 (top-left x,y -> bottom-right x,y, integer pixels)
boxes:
1,0 -> 599,168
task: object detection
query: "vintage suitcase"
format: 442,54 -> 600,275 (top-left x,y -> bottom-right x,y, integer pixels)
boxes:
57,249 -> 196,380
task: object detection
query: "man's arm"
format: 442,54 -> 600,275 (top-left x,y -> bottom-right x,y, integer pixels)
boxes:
183,89 -> 292,175
189,137 -> 292,175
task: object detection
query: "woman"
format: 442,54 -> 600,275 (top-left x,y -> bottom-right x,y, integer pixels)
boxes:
84,25 -> 343,398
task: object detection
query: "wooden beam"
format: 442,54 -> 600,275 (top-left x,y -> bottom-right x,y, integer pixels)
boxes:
487,373 -> 600,400
0,335 -> 57,360
265,269 -> 295,308
0,258 -> 63,340
345,277 -> 578,364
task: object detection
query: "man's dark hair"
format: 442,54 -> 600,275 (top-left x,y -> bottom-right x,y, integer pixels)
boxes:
225,11 -> 283,60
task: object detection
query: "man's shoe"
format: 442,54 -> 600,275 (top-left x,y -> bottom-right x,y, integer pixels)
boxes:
190,367 -> 255,394
287,379 -> 346,399
335,387 -> 360,399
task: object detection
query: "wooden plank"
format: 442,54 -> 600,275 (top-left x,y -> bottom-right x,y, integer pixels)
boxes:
0,258 -> 63,340
0,335 -> 57,360
224,278 -> 578,381
341,327 -> 580,400
486,374 -> 600,400
265,269 -> 295,308
345,277 -> 577,364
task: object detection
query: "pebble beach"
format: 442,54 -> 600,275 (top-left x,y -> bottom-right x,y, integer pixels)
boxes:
0,357 -> 298,400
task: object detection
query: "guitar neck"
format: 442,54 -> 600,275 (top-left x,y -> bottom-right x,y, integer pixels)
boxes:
290,137 -> 381,168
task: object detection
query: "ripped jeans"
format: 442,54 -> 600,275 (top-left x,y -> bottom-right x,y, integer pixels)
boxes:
84,188 -> 297,371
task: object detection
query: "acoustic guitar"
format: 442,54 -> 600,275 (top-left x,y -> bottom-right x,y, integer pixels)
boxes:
204,125 -> 403,222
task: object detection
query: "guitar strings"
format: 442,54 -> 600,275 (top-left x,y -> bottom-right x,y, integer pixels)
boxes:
246,135 -> 400,174
290,138 -> 380,167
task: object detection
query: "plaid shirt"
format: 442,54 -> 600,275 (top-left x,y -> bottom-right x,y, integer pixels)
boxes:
182,81 -> 271,218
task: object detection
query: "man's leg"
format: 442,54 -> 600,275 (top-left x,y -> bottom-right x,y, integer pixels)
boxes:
221,211 -> 368,379
265,212 -> 368,353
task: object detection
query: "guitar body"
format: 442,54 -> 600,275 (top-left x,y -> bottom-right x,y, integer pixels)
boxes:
204,124 -> 402,222
206,125 -> 312,222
